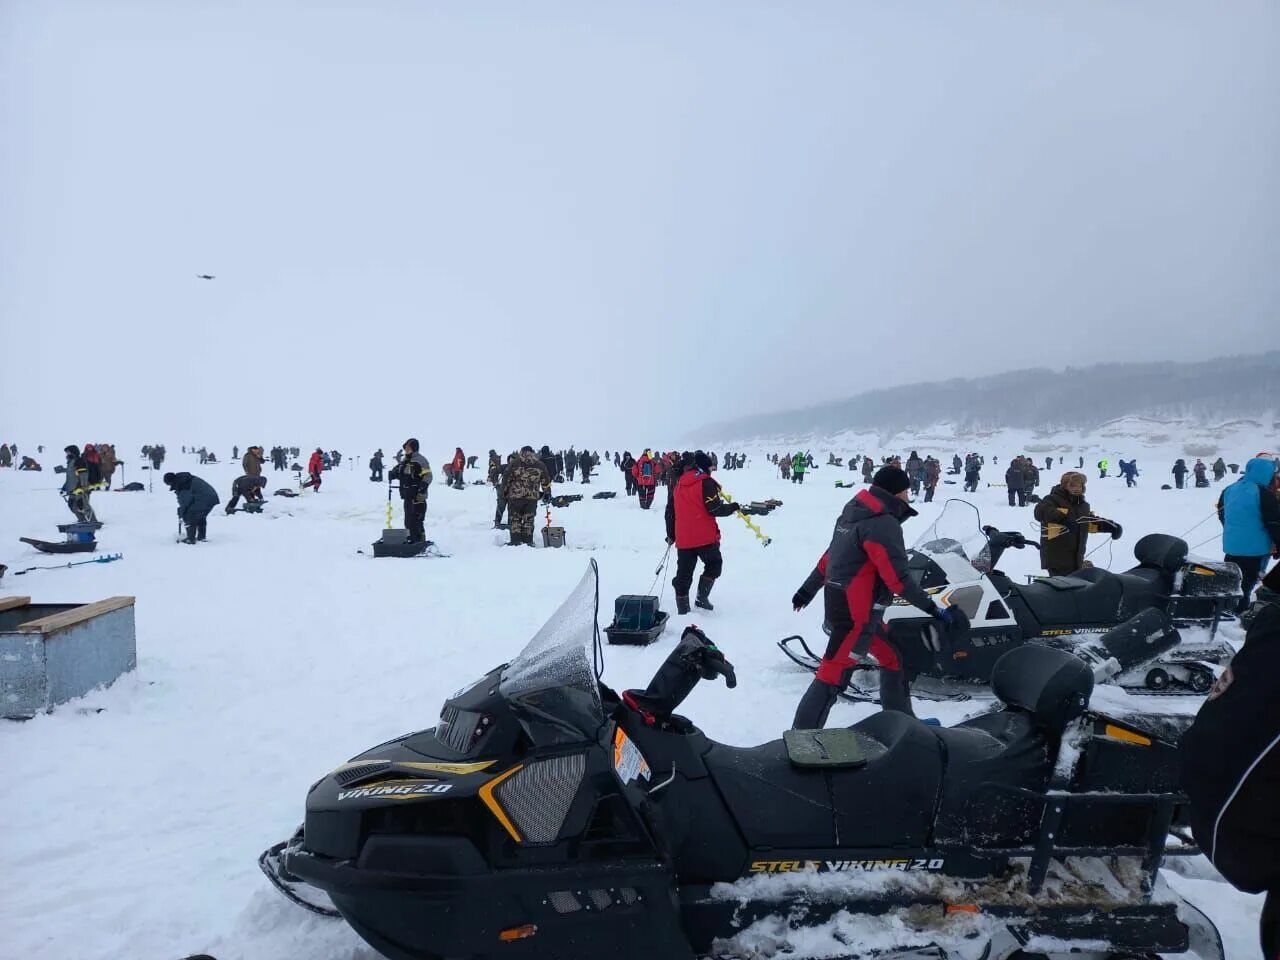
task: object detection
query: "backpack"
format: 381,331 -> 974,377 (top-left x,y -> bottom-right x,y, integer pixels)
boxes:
641,460 -> 653,478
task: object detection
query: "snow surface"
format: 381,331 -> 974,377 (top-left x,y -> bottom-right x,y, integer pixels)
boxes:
1,431 -> 1272,960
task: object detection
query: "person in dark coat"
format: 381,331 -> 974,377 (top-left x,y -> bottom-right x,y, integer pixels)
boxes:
538,445 -> 559,484
389,439 -> 433,542
578,448 -> 593,484
61,445 -> 96,522
369,449 -> 384,482
620,451 -> 637,495
922,457 -> 941,502
664,452 -> 740,615
491,452 -> 515,528
1005,458 -> 1027,507
963,453 -> 981,492
164,471 -> 219,543
1032,472 -> 1120,576
1194,459 -> 1209,488
790,467 -> 966,725
1172,458 -> 1189,489
1181,585 -> 1280,960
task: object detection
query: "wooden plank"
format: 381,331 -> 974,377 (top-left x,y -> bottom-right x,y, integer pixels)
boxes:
0,596 -> 32,613
16,596 -> 136,635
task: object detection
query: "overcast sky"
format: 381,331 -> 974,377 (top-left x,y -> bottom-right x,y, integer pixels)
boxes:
2,1 -> 1277,451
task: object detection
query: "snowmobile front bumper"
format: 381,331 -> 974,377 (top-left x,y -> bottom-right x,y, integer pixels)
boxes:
286,846 -> 695,960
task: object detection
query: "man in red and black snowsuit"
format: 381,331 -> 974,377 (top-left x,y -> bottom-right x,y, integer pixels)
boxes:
304,448 -> 324,491
790,466 -> 965,726
664,451 -> 741,615
633,450 -> 658,510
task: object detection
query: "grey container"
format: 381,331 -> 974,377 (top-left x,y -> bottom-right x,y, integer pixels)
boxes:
0,596 -> 137,719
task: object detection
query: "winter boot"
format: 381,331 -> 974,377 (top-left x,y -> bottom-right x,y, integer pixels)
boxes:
182,525 -> 197,544
694,577 -> 716,612
508,530 -> 522,546
675,593 -> 691,616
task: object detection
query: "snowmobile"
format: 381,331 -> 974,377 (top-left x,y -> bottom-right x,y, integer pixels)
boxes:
266,563 -> 1223,960
780,501 -> 1239,698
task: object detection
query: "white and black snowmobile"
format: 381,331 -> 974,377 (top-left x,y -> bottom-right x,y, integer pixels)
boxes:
265,563 -> 1224,960
781,501 -> 1240,699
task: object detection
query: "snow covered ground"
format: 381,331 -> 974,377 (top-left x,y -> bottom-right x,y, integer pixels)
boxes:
0,436 -> 1272,960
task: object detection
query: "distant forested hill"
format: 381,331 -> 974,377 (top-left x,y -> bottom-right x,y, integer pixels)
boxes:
697,352 -> 1280,441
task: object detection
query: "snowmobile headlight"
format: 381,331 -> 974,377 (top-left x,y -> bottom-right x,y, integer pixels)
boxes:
479,754 -> 588,844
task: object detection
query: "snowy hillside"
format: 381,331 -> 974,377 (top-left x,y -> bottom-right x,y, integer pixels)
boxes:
695,352 -> 1280,445
0,442 -> 1270,960
715,417 -> 1277,471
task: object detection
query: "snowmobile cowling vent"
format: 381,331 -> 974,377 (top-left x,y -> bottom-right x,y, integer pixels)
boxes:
990,646 -> 1093,733
334,761 -> 392,787
493,753 -> 586,843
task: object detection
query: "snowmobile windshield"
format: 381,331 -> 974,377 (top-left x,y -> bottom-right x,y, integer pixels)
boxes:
497,562 -> 604,747
911,500 -> 989,584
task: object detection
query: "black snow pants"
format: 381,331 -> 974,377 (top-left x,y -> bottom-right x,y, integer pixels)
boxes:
638,486 -> 655,510
672,544 -> 723,596
404,499 -> 427,542
1226,555 -> 1269,614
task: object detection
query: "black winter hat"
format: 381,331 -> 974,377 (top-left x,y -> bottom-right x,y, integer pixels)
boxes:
872,466 -> 911,495
404,438 -> 419,452
162,472 -> 176,486
65,445 -> 79,457
694,450 -> 713,472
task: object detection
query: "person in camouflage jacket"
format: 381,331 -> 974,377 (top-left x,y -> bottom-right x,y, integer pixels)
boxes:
500,447 -> 552,545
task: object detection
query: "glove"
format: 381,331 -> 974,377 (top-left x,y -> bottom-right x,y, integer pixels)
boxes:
540,491 -> 551,505
792,590 -> 811,611
937,605 -> 966,629
1101,520 -> 1123,541
727,503 -> 742,513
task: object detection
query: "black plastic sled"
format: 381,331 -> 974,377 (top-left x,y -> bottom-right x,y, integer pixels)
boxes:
20,538 -> 97,555
268,564 -> 1224,960
592,491 -> 618,500
606,595 -> 670,646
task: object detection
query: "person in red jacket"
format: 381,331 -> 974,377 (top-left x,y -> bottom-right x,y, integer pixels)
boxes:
450,447 -> 466,489
664,451 -> 741,614
790,466 -> 966,726
304,448 -> 324,491
632,450 -> 658,510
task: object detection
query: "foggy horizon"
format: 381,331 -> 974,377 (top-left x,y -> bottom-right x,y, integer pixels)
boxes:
3,1 -> 1277,451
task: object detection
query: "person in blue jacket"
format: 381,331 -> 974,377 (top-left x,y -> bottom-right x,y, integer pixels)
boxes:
1218,457 -> 1280,612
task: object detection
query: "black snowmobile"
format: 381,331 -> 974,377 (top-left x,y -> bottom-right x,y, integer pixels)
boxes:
781,501 -> 1240,699
265,563 -> 1223,960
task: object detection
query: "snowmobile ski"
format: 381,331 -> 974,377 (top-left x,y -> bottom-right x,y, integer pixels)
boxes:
258,838 -> 339,918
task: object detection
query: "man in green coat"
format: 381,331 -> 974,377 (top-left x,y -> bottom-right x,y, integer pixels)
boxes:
791,451 -> 807,485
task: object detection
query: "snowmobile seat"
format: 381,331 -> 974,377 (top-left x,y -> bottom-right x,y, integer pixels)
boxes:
1132,533 -> 1188,575
933,709 -> 1050,846
989,645 -> 1093,732
829,710 -> 944,847
1071,566 -> 1167,621
1017,573 -> 1123,627
703,739 -> 840,847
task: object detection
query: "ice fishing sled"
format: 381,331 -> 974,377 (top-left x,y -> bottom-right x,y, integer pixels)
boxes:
19,521 -> 102,555
268,563 -> 1223,960
782,501 -> 1238,698
371,529 -> 438,558
605,594 -> 670,646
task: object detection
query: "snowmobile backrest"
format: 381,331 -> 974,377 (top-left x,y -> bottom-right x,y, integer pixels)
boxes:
1133,533 -> 1187,574
990,645 -> 1093,733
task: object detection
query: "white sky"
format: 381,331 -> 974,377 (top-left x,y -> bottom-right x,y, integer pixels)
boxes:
2,1 -> 1277,451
